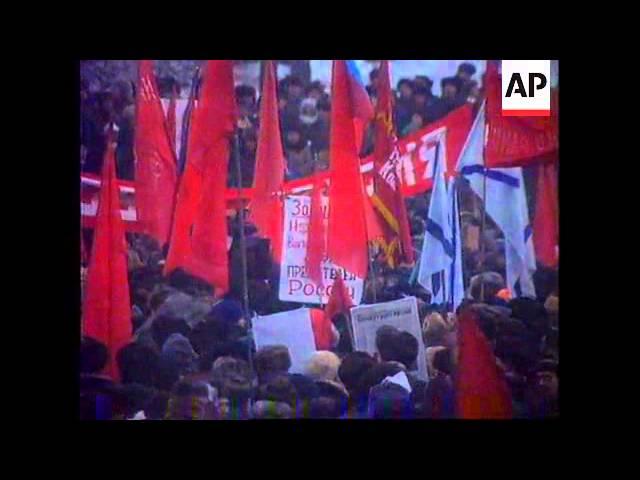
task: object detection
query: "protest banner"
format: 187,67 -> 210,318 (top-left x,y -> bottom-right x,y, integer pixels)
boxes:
350,296 -> 428,382
252,308 -> 317,374
278,195 -> 364,305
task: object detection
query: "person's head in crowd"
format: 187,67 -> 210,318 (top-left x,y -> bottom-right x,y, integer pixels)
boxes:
375,325 -> 400,362
286,75 -> 304,101
305,81 -> 325,101
368,67 -> 380,92
413,86 -> 430,109
317,97 -> 331,123
316,149 -> 330,171
254,345 -> 292,383
456,63 -> 477,83
308,396 -> 344,419
441,77 -> 462,101
408,111 -> 425,131
423,312 -> 448,347
466,80 -> 481,103
111,80 -> 134,109
414,75 -> 433,93
80,337 -> 109,375
166,380 -> 219,420
284,128 -> 305,152
151,314 -> 191,351
432,347 -> 453,377
209,298 -> 247,332
304,351 -> 342,384
525,358 -> 559,418
397,79 -> 414,100
394,331 -> 420,371
210,356 -> 254,419
256,374 -> 298,409
338,352 -> 377,399
116,342 -> 159,387
161,333 -> 199,375
252,400 -> 293,419
235,84 -> 256,112
469,271 -> 506,303
360,361 -> 404,395
299,98 -> 319,125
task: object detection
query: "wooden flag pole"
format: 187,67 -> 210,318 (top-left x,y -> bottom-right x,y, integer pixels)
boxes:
233,130 -> 254,374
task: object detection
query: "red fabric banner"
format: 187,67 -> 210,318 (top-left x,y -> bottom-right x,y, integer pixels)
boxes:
485,62 -> 559,169
455,309 -> 513,419
249,61 -> 286,264
164,60 -> 236,294
82,132 -> 132,381
533,159 -> 559,268
134,60 -> 178,246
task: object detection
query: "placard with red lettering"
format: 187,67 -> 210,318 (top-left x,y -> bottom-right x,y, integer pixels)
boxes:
278,195 -> 364,305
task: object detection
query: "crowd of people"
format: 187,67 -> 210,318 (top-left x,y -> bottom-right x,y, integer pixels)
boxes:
80,60 -> 559,420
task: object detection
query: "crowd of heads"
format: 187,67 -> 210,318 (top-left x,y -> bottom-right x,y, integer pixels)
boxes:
81,230 -> 558,420
80,61 -> 558,420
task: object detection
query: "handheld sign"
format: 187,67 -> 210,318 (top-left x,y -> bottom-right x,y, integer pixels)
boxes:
350,297 -> 429,382
278,195 -> 364,305
252,308 -> 317,374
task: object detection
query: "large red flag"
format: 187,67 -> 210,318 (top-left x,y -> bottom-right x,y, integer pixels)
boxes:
485,61 -> 559,169
533,159 -> 559,268
370,60 -> 414,268
164,60 -> 236,294
455,309 -> 513,419
134,60 -> 178,246
249,61 -> 286,263
326,60 -> 373,279
82,130 -> 132,381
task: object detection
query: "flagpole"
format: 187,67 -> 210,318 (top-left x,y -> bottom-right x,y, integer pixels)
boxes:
479,123 -> 488,303
232,130 -> 254,373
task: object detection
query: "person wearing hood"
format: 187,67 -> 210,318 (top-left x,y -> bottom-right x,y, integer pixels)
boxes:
284,128 -> 314,180
161,333 -> 199,378
299,97 -> 329,154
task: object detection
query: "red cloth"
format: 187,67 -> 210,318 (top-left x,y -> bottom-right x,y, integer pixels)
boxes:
325,274 -> 353,323
326,60 -> 373,279
455,309 -> 513,419
82,131 -> 132,381
164,60 -> 235,293
134,60 -> 178,246
370,60 -> 414,268
310,308 -> 333,351
533,159 -> 559,268
485,61 -> 559,169
305,174 -> 327,285
249,61 -> 286,264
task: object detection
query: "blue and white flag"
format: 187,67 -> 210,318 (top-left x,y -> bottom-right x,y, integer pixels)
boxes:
456,102 -> 536,298
416,144 -> 464,310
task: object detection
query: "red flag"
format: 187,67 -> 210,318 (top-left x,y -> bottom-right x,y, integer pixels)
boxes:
485,61 -> 559,169
310,308 -> 333,350
325,274 -> 353,323
533,159 -> 559,268
82,130 -> 132,381
305,174 -> 327,285
455,309 -> 513,419
370,60 -> 414,268
164,60 -> 236,294
166,85 -> 178,155
249,61 -> 286,263
326,60 -> 373,279
134,60 -> 178,246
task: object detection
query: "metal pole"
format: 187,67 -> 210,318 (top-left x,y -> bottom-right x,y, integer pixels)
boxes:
233,131 -> 254,373
479,125 -> 488,302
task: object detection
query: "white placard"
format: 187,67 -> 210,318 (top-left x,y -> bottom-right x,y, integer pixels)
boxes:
252,308 -> 317,374
278,195 -> 364,305
350,297 -> 429,382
